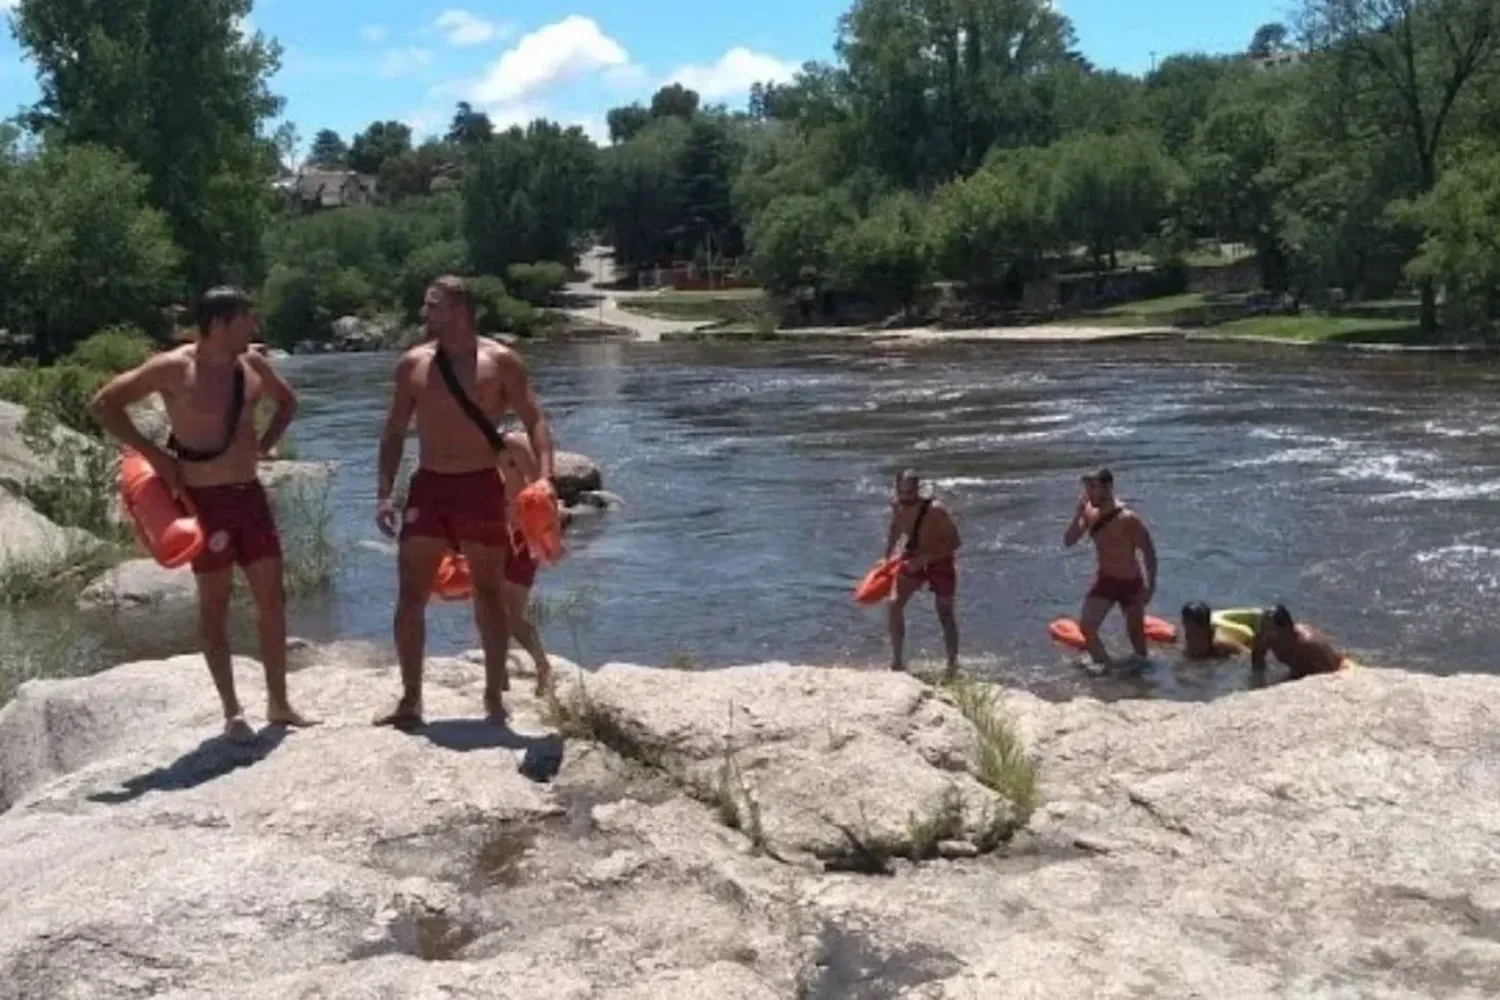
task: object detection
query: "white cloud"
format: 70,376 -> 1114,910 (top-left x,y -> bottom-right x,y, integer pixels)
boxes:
380,47 -> 435,79
665,47 -> 800,100
360,24 -> 390,44
471,15 -> 631,106
434,9 -> 509,47
0,1 -> 18,10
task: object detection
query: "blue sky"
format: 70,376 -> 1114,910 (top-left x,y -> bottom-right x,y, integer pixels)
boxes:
0,0 -> 1289,156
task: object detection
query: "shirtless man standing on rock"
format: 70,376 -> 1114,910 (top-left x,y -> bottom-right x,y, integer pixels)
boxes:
885,470 -> 961,677
88,286 -> 318,743
374,275 -> 555,728
1063,468 -> 1158,666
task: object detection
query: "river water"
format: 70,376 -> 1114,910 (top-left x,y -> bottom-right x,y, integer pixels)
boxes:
4,339 -> 1498,704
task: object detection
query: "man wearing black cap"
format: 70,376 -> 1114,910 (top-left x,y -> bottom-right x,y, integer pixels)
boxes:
1063,468 -> 1158,665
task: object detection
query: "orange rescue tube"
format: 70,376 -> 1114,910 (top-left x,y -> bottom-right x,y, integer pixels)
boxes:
432,552 -> 473,602
517,479 -> 564,565
853,556 -> 902,605
1048,615 -> 1177,651
118,448 -> 204,569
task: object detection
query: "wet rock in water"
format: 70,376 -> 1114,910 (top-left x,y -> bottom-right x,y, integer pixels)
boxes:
76,557 -> 194,610
1,651 -> 1498,997
552,451 -> 603,503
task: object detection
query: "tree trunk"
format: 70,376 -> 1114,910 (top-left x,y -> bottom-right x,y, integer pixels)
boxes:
1419,278 -> 1438,337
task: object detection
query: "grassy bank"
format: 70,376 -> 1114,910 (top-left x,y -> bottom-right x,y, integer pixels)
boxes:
618,288 -> 768,325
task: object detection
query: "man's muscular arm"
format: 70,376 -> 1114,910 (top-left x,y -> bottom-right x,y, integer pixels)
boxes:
500,349 -> 555,482
87,353 -> 178,469
246,352 -> 297,456
377,353 -> 419,503
1136,515 -> 1158,598
1063,493 -> 1091,547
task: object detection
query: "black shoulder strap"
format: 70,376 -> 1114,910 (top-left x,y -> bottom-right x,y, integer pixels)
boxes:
904,498 -> 933,554
1089,505 -> 1122,537
167,361 -> 246,463
434,346 -> 504,453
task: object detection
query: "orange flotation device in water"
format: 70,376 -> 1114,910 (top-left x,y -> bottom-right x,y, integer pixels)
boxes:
1048,615 -> 1177,650
853,555 -> 903,605
118,447 -> 205,569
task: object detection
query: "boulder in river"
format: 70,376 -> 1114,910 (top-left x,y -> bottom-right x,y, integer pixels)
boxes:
552,451 -> 603,503
1,649 -> 1497,996
0,490 -> 102,585
77,557 -> 197,610
0,400 -> 98,494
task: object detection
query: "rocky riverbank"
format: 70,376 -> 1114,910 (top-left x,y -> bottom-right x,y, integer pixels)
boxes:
1,650 -> 1494,998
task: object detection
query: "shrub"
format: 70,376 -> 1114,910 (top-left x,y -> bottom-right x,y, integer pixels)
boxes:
64,325 -> 156,375
505,261 -> 571,305
0,362 -> 110,436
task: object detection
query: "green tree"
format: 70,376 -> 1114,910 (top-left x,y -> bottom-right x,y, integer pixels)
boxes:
447,102 -> 494,146
1403,143 -> 1500,330
926,147 -> 1061,289
828,192 -> 931,306
650,83 -> 700,120
1052,130 -> 1179,270
348,121 -> 412,176
463,121 -> 597,276
1248,23 -> 1290,58
0,143 -> 182,357
13,0 -> 285,292
606,104 -> 651,144
1299,0 -> 1500,332
747,193 -> 854,294
307,128 -> 348,167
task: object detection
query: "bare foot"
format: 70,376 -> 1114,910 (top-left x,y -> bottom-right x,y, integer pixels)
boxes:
224,715 -> 258,745
373,699 -> 424,730
267,704 -> 321,728
533,672 -> 554,700
483,689 -> 507,723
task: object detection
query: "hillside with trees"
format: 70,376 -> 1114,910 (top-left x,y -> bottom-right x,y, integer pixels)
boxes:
2,0 -> 1500,362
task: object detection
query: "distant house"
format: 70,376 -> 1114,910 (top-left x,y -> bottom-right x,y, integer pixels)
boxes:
275,168 -> 379,211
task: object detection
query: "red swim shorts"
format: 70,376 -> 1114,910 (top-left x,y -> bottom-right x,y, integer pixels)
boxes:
907,556 -> 957,599
400,468 -> 510,549
504,528 -> 537,588
184,481 -> 282,575
1089,573 -> 1146,606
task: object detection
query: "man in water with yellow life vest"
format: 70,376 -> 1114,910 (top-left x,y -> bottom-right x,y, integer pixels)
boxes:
1063,468 -> 1158,666
884,470 -> 961,677
87,287 -> 319,743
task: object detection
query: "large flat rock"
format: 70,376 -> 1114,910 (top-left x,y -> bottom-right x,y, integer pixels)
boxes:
2,653 -> 1499,998
558,663 -> 1013,864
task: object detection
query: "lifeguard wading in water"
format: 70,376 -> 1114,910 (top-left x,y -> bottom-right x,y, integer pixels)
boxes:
884,470 -> 961,676
1063,468 -> 1158,666
374,275 -> 556,728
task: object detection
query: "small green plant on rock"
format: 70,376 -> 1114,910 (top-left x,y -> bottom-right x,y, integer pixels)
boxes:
271,475 -> 340,598
941,677 -> 1042,840
904,784 -> 968,860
